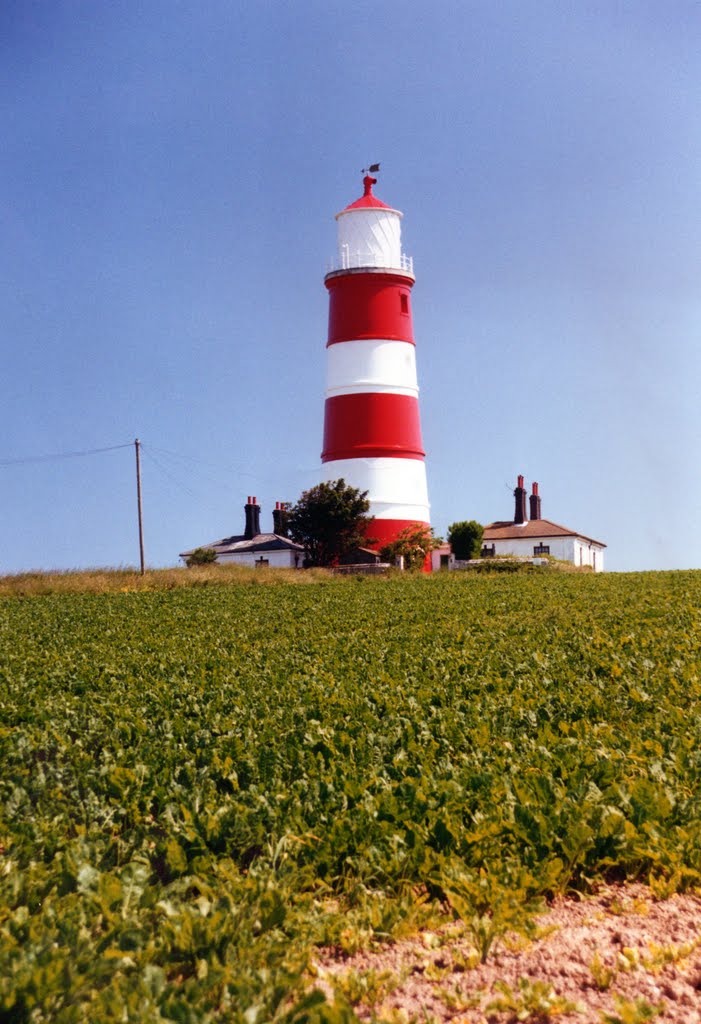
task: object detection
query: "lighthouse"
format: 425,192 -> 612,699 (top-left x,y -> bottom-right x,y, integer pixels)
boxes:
320,171 -> 431,557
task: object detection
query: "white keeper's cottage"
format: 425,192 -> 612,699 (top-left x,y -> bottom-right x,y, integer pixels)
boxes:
180,497 -> 304,568
481,475 -> 606,571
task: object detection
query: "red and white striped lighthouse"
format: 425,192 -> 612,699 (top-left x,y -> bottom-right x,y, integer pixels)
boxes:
321,171 -> 430,555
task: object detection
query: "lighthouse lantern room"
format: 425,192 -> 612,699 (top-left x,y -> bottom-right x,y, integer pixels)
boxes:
321,171 -> 431,556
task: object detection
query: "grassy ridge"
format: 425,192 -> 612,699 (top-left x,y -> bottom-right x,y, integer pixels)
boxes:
1,571 -> 700,1021
0,563 -> 330,598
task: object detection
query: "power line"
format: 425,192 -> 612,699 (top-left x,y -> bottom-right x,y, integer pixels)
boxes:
0,443 -> 133,467
145,443 -> 314,492
141,446 -> 199,499
1,439 -> 144,572
146,443 -> 261,480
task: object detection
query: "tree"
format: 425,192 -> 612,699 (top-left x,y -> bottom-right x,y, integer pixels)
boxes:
380,523 -> 440,571
287,479 -> 372,567
185,547 -> 217,567
447,520 -> 484,561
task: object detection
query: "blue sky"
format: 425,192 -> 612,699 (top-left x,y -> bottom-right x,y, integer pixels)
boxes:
2,1 -> 700,573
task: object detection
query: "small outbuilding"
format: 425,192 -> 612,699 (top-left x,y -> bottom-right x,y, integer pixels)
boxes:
431,544 -> 456,571
180,497 -> 304,568
338,546 -> 383,566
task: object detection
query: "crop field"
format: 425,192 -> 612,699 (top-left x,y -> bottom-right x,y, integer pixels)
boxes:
1,570 -> 701,1022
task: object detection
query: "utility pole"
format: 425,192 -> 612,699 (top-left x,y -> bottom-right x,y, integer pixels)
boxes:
134,438 -> 145,575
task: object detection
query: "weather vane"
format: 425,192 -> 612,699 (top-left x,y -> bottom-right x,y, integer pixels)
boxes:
362,163 -> 381,175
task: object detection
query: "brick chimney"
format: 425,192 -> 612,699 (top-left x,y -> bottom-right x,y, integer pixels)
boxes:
244,496 -> 261,539
272,501 -> 289,537
529,482 -> 542,521
514,474 -> 527,524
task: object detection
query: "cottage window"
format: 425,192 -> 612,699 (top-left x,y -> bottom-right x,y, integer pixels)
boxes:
533,544 -> 550,556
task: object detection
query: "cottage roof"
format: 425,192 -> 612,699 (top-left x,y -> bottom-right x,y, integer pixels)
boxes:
482,518 -> 606,548
180,533 -> 304,558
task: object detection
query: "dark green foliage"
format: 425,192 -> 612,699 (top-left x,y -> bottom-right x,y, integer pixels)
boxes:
287,479 -> 372,567
464,557 -> 539,573
185,547 -> 218,567
447,520 -> 484,560
2,571 -> 701,1019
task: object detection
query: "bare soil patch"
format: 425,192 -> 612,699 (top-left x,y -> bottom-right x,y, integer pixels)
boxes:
314,884 -> 701,1023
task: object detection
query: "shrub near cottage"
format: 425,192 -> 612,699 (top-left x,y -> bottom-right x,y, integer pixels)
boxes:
1,571 -> 701,1020
184,546 -> 218,567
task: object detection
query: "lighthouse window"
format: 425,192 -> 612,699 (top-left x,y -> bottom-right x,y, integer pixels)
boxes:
400,294 -> 409,314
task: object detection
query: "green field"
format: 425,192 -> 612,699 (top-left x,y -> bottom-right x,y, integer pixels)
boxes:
1,570 -> 700,1022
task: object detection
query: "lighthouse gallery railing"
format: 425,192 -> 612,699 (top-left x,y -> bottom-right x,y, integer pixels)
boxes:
326,250 -> 414,275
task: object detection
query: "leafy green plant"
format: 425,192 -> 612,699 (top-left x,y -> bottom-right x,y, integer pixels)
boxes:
589,950 -> 617,991
434,861 -> 543,962
600,994 -> 662,1024
321,888 -> 440,954
439,980 -> 484,1013
332,967 -> 399,1008
641,936 -> 700,973
616,947 -> 641,972
486,977 -> 582,1021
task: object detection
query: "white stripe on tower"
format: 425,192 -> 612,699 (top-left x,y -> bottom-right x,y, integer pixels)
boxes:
320,172 -> 430,558
326,339 -> 419,398
321,457 -> 430,521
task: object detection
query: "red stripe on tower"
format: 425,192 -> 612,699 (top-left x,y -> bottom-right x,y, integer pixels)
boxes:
320,171 -> 431,567
327,274 -> 415,344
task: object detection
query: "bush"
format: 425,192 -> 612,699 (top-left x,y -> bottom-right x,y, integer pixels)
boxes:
447,520 -> 484,561
287,479 -> 372,567
380,524 -> 438,571
185,547 -> 218,567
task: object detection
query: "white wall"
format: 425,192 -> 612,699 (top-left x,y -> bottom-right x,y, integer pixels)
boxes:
573,540 -> 605,571
216,549 -> 301,568
336,209 -> 403,270
432,547 -> 455,571
486,535 -> 605,571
